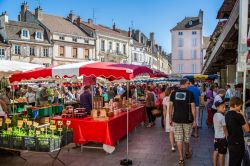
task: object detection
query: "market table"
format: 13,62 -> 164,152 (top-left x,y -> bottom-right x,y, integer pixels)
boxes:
51,106 -> 146,153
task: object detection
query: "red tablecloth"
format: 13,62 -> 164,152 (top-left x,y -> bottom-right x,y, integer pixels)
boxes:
52,106 -> 146,146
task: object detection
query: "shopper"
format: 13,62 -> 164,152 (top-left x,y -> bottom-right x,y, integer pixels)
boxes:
163,87 -> 175,152
145,86 -> 155,128
187,79 -> 201,137
213,100 -> 228,166
225,97 -> 250,166
225,85 -> 233,102
25,87 -> 36,106
169,78 -> 196,165
212,89 -> 226,116
80,85 -> 92,114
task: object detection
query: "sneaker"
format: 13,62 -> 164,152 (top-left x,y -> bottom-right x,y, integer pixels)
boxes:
171,147 -> 175,152
178,160 -> 185,166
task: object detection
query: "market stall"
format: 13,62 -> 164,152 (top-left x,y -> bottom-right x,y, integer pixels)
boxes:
6,61 -> 153,154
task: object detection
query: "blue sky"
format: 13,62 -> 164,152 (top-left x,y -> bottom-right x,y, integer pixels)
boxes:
0,0 -> 223,53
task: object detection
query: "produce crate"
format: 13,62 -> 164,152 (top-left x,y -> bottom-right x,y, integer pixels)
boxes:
31,109 -> 39,119
36,137 -> 61,152
39,108 -> 49,117
61,131 -> 73,147
24,136 -> 36,151
48,107 -> 52,116
12,136 -> 24,149
0,134 -> 11,148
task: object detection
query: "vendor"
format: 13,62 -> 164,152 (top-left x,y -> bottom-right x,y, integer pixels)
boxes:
80,85 -> 92,114
0,98 -> 8,117
25,87 -> 36,106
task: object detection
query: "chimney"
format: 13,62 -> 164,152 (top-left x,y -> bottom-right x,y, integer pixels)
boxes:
35,6 -> 42,20
88,18 -> 93,24
159,46 -> 162,53
113,22 -> 116,30
150,32 -> 155,49
1,11 -> 8,23
76,16 -> 82,25
128,28 -> 131,37
198,9 -> 203,24
20,1 -> 28,21
68,10 -> 76,22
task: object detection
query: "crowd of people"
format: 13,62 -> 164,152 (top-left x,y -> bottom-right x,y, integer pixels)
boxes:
0,79 -> 250,165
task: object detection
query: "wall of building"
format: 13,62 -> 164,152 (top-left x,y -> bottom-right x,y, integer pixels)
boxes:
171,29 -> 202,74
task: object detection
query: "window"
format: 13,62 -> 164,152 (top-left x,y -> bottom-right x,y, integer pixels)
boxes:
116,43 -> 120,53
140,54 -> 143,62
22,29 -> 29,38
192,38 -> 197,47
0,48 -> 4,57
84,49 -> 89,59
123,44 -> 126,54
178,32 -> 183,36
59,46 -> 64,56
178,64 -> 184,73
101,40 -> 105,51
30,47 -> 35,56
140,36 -> 144,43
192,31 -> 197,35
189,21 -> 193,26
59,36 -> 65,40
149,57 -> 152,64
192,64 -> 196,73
15,45 -> 21,55
162,63 -> 164,68
191,50 -> 197,59
72,48 -> 77,58
43,63 -> 50,67
84,39 -> 89,44
109,41 -> 112,50
133,53 -> 138,62
72,37 -> 77,42
43,48 -> 49,57
178,50 -> 183,59
36,32 -> 42,40
178,38 -> 183,47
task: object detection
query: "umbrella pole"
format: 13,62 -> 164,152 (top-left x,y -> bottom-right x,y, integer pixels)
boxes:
12,84 -> 15,115
120,81 -> 132,166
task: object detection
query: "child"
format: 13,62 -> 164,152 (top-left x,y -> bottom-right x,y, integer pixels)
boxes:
213,100 -> 228,166
225,97 -> 250,166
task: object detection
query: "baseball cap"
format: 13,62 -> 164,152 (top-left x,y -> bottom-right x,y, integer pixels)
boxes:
215,100 -> 226,107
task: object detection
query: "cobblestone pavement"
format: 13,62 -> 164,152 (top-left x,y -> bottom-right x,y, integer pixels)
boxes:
0,111 -> 214,166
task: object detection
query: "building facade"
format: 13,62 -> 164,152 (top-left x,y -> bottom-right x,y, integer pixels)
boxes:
0,10 -> 53,66
77,19 -> 130,63
171,10 -> 203,75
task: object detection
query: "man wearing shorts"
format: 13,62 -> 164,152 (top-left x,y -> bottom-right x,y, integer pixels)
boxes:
169,78 -> 196,165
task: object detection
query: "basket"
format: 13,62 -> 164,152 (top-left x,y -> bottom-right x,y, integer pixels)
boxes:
36,137 -> 61,152
0,134 -> 11,148
12,136 -> 24,149
24,136 -> 36,151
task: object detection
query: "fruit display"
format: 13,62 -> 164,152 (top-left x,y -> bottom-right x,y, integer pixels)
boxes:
14,97 -> 27,103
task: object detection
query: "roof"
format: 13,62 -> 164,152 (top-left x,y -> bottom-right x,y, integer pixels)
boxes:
39,14 -> 89,37
217,0 -> 237,19
171,17 -> 202,31
133,39 -> 144,47
202,36 -> 210,49
81,21 -> 127,37
5,20 -> 49,43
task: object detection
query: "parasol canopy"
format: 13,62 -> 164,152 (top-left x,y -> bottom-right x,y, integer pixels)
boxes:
9,61 -> 153,83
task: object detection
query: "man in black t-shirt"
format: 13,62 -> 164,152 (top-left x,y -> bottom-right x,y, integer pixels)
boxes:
169,78 -> 196,165
225,97 -> 249,166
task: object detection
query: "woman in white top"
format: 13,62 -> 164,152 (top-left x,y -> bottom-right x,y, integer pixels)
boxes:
163,87 -> 175,152
25,87 -> 36,106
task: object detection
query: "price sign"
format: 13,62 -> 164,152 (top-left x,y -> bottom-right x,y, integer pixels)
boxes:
40,128 -> 45,132
66,120 -> 71,126
7,128 -> 12,133
50,125 -> 56,131
33,122 -> 39,128
17,120 -> 23,128
44,119 -> 49,124
58,121 -> 63,126
50,120 -> 55,125
58,128 -> 63,132
5,118 -> 11,124
36,130 -> 41,135
23,118 -> 28,123
27,121 -> 32,126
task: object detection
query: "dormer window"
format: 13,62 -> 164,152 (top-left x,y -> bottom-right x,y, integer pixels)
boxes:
35,31 -> 43,40
21,29 -> 29,39
72,37 -> 77,42
189,21 -> 193,26
59,36 -> 65,40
